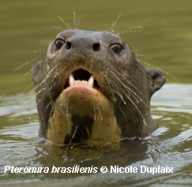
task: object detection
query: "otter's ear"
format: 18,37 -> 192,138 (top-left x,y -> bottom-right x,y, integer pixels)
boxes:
147,69 -> 166,95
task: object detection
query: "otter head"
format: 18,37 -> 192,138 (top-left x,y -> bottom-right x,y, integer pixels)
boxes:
32,29 -> 165,147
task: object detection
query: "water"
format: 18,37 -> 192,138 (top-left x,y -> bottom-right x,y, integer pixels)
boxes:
0,0 -> 192,186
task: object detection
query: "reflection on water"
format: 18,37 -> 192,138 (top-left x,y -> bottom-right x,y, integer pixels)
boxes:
0,84 -> 192,186
0,0 -> 192,186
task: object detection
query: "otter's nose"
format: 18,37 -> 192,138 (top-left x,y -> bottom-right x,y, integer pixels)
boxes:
64,37 -> 101,52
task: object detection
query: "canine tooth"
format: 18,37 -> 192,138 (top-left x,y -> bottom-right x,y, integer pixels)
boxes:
69,74 -> 75,86
88,76 -> 94,87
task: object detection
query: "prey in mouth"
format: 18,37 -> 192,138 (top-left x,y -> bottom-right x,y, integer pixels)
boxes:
32,29 -> 165,147
47,68 -> 120,146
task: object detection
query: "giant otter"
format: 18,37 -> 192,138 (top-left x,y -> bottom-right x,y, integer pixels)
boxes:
32,29 -> 165,146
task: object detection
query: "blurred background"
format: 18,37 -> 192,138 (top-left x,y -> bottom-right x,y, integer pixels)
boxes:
0,1 -> 192,186
0,0 -> 192,95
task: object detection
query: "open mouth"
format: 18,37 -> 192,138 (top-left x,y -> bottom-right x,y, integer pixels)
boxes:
64,68 -> 100,91
48,68 -> 119,146
60,68 -> 101,145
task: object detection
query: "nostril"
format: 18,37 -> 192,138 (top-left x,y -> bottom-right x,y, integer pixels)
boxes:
92,43 -> 100,51
65,41 -> 72,50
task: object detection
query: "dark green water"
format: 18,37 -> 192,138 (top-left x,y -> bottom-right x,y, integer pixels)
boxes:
0,0 -> 192,186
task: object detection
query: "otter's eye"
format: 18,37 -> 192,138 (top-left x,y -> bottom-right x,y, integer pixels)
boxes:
110,43 -> 124,54
54,38 -> 65,50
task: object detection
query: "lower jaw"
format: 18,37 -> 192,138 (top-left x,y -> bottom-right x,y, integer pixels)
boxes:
47,86 -> 121,146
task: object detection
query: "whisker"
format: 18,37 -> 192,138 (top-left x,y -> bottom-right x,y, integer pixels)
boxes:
110,69 -> 147,105
111,13 -> 122,33
57,16 -> 71,28
72,11 -> 80,28
34,63 -> 61,95
104,64 -> 148,127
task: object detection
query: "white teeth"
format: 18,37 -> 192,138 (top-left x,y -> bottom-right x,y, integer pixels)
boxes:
69,74 -> 75,86
88,76 -> 94,88
68,74 -> 94,88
